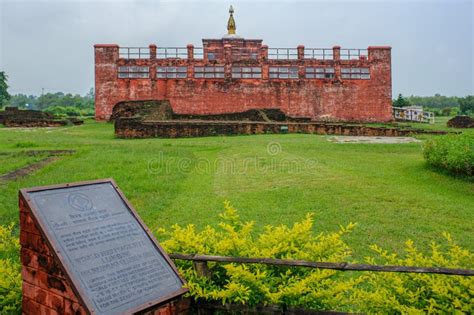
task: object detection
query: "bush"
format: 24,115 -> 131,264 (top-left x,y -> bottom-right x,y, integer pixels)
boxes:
423,133 -> 474,176
43,105 -> 94,117
158,202 -> 474,313
353,236 -> 473,313
0,224 -> 21,315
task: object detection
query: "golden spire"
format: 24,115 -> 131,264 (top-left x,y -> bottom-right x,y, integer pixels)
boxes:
227,5 -> 236,35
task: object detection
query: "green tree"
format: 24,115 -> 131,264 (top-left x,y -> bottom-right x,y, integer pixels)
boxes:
393,93 -> 411,108
7,94 -> 37,109
441,107 -> 452,116
459,96 -> 474,115
0,71 -> 11,107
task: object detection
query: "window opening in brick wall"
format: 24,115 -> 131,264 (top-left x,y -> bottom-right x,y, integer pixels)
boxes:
231,67 -> 262,78
118,66 -> 149,78
156,66 -> 187,78
305,67 -> 335,79
194,66 -> 225,78
269,67 -> 299,79
341,68 -> 370,79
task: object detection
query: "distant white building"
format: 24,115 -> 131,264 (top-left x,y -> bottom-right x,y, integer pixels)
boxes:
393,106 -> 435,124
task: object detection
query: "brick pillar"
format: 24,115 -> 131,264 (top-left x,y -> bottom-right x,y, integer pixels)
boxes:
297,45 -> 305,79
368,46 -> 393,121
297,45 -> 305,60
94,44 -> 119,121
149,45 -> 157,80
149,44 -> 157,60
333,45 -> 341,81
187,44 -> 194,60
224,44 -> 232,79
260,44 -> 268,61
261,45 -> 269,79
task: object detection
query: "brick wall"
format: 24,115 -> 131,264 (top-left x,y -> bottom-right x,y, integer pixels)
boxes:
114,118 -> 446,139
95,41 -> 392,122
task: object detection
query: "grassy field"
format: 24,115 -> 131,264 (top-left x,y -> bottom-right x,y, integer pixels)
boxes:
0,120 -> 473,260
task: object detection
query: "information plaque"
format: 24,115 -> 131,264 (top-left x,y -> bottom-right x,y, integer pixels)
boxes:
20,179 -> 187,315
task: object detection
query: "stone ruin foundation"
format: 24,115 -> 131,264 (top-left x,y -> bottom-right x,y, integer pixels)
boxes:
0,107 -> 83,127
113,100 -> 448,139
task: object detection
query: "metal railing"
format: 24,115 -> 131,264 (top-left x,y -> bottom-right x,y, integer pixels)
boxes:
268,48 -> 298,60
340,49 -> 369,60
304,48 -> 334,60
119,47 -> 150,59
118,46 -> 371,61
156,47 -> 188,59
193,47 -> 204,59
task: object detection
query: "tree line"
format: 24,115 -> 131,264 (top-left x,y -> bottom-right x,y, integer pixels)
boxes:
7,90 -> 95,116
393,93 -> 474,116
0,71 -> 94,116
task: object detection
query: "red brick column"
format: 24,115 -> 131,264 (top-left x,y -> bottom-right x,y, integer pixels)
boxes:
261,45 -> 269,80
333,45 -> 341,81
260,44 -> 268,61
150,45 -> 157,80
368,46 -> 393,121
187,44 -> 194,60
94,44 -> 119,121
150,44 -> 157,60
297,45 -> 305,60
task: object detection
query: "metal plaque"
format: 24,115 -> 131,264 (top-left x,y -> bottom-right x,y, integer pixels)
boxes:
22,180 -> 186,315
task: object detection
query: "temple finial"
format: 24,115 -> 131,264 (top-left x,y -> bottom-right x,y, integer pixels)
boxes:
227,5 -> 236,35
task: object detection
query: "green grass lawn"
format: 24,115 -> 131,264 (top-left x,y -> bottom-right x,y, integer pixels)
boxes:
0,120 -> 473,261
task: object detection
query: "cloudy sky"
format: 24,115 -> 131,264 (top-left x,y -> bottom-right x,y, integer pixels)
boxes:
0,0 -> 472,97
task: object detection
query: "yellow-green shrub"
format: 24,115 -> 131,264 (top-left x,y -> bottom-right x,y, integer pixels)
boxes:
159,201 -> 358,311
351,234 -> 474,314
158,202 -> 474,313
0,223 -> 21,315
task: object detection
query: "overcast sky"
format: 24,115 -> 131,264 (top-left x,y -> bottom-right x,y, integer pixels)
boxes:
0,0 -> 472,97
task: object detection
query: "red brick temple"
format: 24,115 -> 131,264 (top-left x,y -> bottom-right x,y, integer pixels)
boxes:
94,6 -> 392,122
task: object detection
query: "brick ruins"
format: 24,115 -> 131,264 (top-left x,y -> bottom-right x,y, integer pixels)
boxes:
0,107 -> 83,127
115,117 -> 448,139
95,7 -> 392,123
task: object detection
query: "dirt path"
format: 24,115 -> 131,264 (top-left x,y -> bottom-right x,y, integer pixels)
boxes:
0,150 -> 75,182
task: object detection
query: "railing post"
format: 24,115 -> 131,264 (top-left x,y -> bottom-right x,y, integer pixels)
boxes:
193,261 -> 211,278
187,44 -> 194,79
149,44 -> 156,60
333,45 -> 341,81
297,45 -> 305,79
149,45 -> 157,80
260,45 -> 269,80
261,44 -> 268,61
187,44 -> 194,60
297,45 -> 305,60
